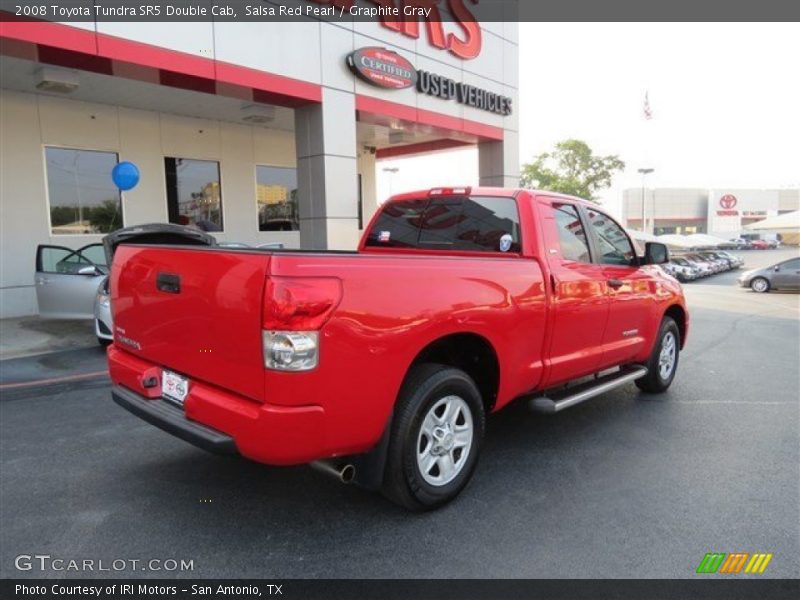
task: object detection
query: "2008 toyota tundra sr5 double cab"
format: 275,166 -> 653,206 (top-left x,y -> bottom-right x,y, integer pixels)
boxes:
109,187 -> 688,510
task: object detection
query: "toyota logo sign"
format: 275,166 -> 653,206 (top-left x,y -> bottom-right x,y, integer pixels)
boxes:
720,194 -> 738,209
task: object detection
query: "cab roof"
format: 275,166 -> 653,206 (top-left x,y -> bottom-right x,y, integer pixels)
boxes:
386,187 -> 593,207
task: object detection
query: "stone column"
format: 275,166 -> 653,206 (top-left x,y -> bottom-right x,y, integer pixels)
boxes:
478,131 -> 520,188
294,88 -> 360,250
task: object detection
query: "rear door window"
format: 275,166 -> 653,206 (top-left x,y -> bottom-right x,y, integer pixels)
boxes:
366,196 -> 521,253
551,203 -> 591,262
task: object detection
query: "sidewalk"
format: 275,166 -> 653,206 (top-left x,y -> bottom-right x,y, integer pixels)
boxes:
0,317 -> 98,361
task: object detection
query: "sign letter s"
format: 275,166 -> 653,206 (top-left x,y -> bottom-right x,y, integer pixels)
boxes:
447,0 -> 482,60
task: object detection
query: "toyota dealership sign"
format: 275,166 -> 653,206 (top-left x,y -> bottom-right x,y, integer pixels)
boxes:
347,47 -> 513,116
347,47 -> 418,89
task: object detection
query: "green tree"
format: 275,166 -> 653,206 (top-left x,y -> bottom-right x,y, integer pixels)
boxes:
88,199 -> 122,233
520,139 -> 625,201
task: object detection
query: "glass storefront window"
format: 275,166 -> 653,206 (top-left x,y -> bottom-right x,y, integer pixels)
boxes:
165,158 -> 223,231
45,147 -> 123,235
256,165 -> 298,231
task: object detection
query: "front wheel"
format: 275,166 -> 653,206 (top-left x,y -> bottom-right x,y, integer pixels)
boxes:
750,277 -> 770,293
381,364 -> 485,511
636,316 -> 680,394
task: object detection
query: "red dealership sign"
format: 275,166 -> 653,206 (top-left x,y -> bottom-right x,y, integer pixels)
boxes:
308,0 -> 482,60
720,194 -> 738,209
347,47 -> 417,89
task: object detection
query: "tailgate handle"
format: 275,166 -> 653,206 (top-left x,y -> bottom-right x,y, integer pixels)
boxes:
156,273 -> 181,294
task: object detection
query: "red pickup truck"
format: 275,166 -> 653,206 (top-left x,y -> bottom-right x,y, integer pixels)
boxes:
109,187 -> 688,510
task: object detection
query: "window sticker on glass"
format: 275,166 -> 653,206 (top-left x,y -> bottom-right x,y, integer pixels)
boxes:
379,231 -> 391,243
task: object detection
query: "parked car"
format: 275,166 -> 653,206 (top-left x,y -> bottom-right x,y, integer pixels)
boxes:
35,242 -> 109,344
95,276 -> 113,345
709,250 -> 745,269
658,263 -> 681,281
679,255 -> 714,277
670,257 -> 702,280
108,187 -> 689,510
688,253 -> 725,273
697,251 -> 736,272
750,239 -> 770,250
729,238 -> 753,250
738,257 -> 800,292
666,259 -> 699,282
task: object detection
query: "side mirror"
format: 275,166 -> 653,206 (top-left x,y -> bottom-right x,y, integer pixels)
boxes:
644,242 -> 669,265
77,265 -> 100,276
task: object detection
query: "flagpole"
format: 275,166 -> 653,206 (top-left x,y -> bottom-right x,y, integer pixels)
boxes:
640,91 -> 654,234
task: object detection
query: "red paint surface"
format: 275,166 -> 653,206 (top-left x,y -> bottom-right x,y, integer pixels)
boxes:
108,189 -> 688,465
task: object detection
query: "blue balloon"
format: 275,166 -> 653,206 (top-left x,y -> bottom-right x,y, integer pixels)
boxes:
112,161 -> 140,191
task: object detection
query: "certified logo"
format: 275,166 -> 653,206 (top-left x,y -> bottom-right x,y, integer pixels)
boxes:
346,47 -> 417,90
720,194 -> 738,209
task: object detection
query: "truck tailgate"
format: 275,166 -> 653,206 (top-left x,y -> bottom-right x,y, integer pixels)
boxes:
111,245 -> 269,402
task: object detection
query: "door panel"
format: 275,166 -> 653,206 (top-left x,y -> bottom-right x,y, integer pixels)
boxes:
35,244 -> 106,319
583,208 -> 653,366
772,259 -> 800,290
538,200 -> 610,386
598,264 -> 653,366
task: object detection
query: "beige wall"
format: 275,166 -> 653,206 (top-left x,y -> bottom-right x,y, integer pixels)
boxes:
0,88 -> 300,318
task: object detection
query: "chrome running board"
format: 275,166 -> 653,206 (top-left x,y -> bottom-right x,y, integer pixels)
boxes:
528,366 -> 648,414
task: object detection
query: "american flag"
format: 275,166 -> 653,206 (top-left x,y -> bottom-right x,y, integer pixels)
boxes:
643,91 -> 653,120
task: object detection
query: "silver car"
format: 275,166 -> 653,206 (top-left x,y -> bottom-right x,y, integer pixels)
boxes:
738,257 -> 800,293
35,242 -> 111,345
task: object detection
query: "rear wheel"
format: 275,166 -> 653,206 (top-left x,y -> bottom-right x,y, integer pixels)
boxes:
750,277 -> 770,293
381,364 -> 485,511
636,317 -> 680,394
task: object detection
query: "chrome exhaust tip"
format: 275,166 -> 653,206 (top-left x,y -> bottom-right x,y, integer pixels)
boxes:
310,460 -> 356,484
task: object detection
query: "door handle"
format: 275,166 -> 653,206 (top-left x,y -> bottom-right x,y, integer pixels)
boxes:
608,278 -> 624,289
156,272 -> 181,294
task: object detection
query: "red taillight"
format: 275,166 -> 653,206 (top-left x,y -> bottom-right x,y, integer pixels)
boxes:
263,276 -> 343,331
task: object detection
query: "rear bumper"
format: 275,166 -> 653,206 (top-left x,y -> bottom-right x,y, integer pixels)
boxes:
112,386 -> 237,455
107,345 -> 332,465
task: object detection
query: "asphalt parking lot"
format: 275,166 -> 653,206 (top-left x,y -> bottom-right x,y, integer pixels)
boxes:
1,249 -> 798,579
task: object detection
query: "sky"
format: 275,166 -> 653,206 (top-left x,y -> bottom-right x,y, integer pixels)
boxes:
376,22 -> 800,218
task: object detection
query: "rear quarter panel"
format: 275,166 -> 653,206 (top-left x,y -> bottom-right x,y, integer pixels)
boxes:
265,253 -> 547,457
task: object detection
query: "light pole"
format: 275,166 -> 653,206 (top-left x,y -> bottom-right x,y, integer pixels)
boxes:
637,167 -> 654,234
382,167 -> 399,199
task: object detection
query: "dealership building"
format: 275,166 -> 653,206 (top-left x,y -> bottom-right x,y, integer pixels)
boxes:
0,10 -> 519,318
622,187 -> 800,238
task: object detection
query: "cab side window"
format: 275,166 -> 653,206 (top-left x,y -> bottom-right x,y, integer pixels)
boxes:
586,209 -> 636,266
552,203 -> 591,262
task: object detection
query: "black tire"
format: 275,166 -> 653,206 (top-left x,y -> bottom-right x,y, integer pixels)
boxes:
381,364 -> 485,511
636,316 -> 680,394
750,277 -> 770,293
97,337 -> 112,347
